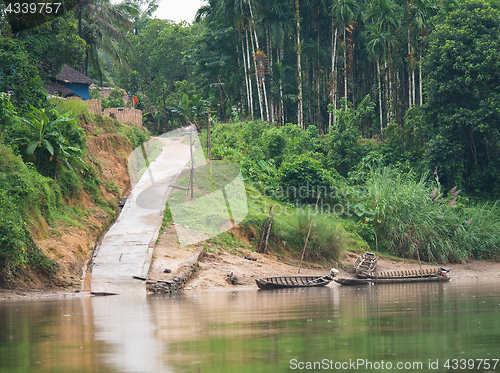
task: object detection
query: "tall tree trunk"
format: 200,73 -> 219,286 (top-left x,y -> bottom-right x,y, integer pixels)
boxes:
295,0 -> 303,128
317,25 -> 321,131
385,61 -> 389,124
241,32 -> 251,117
389,62 -> 393,123
397,68 -> 400,125
249,24 -> 264,119
377,58 -> 383,134
408,28 -> 412,109
267,27 -> 274,123
245,29 -> 254,118
248,0 -> 269,122
329,21 -> 334,131
279,45 -> 285,126
419,51 -> 423,105
332,27 -> 338,131
343,28 -> 347,109
412,46 -> 416,108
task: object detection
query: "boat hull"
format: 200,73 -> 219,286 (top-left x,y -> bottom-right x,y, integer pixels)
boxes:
354,252 -> 377,276
256,275 -> 333,289
334,276 -> 451,286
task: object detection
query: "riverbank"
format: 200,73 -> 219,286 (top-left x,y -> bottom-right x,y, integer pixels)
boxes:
148,223 -> 500,293
2,238 -> 499,300
184,248 -> 500,291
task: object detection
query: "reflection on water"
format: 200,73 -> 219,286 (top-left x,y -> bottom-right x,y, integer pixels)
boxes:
1,280 -> 499,372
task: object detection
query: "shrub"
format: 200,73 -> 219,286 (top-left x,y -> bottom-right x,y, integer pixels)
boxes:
262,127 -> 287,163
118,124 -> 149,148
102,87 -> 125,109
278,153 -> 342,204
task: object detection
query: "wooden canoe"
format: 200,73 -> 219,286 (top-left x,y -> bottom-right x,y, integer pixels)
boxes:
256,275 -> 333,289
354,252 -> 377,276
358,267 -> 449,279
334,275 -> 450,286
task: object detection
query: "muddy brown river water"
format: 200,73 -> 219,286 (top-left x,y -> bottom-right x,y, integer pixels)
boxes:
1,280 -> 499,372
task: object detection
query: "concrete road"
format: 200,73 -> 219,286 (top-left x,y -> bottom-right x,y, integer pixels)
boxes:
91,136 -> 191,295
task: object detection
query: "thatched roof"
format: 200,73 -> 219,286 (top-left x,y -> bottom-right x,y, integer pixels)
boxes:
45,82 -> 76,97
56,65 -> 96,85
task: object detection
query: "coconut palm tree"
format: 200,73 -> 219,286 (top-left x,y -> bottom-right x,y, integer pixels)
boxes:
75,0 -> 139,83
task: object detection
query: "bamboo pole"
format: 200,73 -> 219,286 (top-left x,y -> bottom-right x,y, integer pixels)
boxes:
298,192 -> 321,273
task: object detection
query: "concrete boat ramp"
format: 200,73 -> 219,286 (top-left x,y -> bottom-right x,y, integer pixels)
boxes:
90,136 -> 191,295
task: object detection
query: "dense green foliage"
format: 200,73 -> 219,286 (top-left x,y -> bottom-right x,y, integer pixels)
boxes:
2,0 -> 500,270
423,0 -> 500,196
101,87 -> 125,109
207,117 -> 500,262
0,93 -> 149,282
0,144 -> 58,278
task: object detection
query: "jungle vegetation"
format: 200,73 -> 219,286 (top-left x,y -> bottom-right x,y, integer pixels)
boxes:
1,0 -> 500,278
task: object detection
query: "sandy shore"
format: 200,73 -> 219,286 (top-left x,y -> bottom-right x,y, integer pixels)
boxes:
149,225 -> 500,291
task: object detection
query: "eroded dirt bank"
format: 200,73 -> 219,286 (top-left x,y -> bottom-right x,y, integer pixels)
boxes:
6,129 -> 134,293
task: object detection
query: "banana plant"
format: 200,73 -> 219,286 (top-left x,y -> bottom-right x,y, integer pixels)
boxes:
15,106 -> 85,174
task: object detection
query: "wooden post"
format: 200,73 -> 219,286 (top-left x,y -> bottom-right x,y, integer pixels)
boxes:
298,192 -> 321,273
263,211 -> 274,255
258,206 -> 273,253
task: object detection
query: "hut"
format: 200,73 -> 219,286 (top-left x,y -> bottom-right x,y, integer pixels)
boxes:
54,65 -> 96,100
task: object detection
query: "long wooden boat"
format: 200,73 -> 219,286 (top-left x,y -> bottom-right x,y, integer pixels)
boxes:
334,275 -> 450,285
354,252 -> 377,276
358,267 -> 449,279
256,275 -> 333,289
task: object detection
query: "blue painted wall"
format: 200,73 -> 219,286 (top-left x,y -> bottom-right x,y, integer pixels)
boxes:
60,82 -> 90,100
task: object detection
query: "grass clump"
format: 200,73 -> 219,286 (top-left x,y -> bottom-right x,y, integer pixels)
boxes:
363,167 -> 500,262
244,185 -> 348,261
272,212 -> 347,261
49,97 -> 90,119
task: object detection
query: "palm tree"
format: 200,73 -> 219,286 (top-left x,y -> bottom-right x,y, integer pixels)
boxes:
258,0 -> 294,124
294,0 -> 304,128
331,0 -> 359,114
363,23 -> 395,133
75,0 -> 139,83
405,0 -> 438,106
363,0 -> 400,128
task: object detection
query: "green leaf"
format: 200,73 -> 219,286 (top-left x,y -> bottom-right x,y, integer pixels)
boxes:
42,139 -> 54,156
26,140 -> 38,154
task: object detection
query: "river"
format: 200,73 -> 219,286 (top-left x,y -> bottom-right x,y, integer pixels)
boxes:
1,280 -> 499,373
